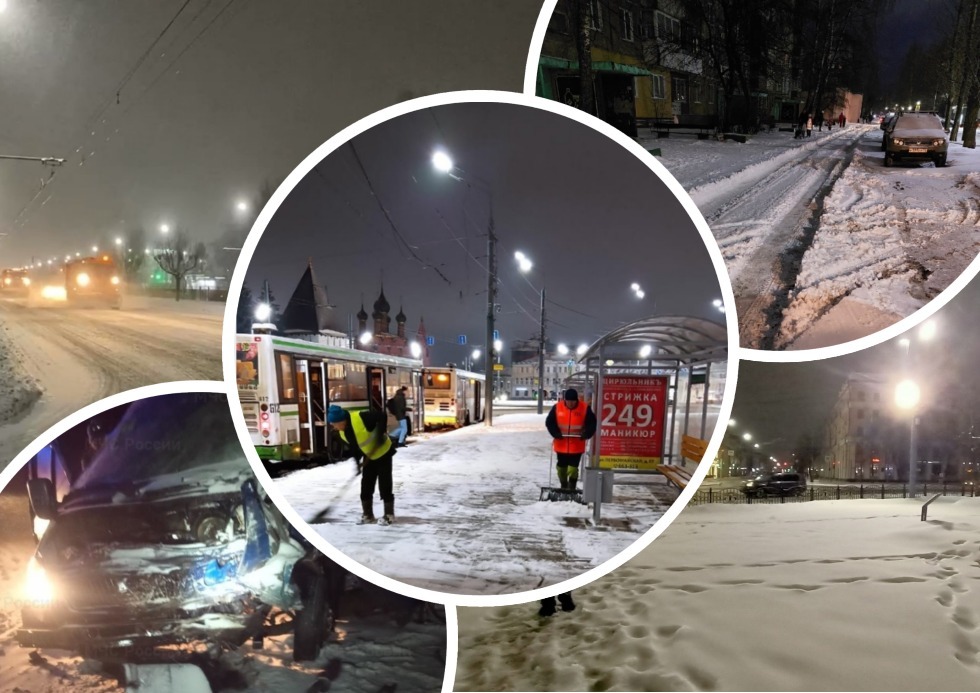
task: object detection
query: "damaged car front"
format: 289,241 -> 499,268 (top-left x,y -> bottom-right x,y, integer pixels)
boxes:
17,394 -> 332,660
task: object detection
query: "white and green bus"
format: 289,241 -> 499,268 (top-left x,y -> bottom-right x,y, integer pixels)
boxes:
236,333 -> 423,464
421,366 -> 486,430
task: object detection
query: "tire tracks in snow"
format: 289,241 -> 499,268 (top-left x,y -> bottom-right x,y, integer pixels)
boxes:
697,127 -> 865,348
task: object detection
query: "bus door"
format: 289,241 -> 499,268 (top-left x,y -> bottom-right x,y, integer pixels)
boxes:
473,380 -> 482,423
411,370 -> 423,434
295,359 -> 313,454
307,360 -> 327,454
366,367 -> 385,413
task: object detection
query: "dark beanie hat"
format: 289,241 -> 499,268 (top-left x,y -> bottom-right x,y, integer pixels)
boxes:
564,388 -> 579,401
327,405 -> 346,423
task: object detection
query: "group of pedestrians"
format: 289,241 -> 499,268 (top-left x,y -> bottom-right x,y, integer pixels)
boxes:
796,110 -> 848,138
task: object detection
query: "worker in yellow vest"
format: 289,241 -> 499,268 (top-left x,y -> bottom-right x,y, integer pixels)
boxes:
327,404 -> 397,525
545,388 -> 597,493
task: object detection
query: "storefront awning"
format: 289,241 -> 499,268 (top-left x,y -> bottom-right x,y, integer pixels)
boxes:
539,55 -> 652,77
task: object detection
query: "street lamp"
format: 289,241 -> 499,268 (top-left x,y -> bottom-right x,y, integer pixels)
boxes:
359,332 -> 372,346
432,148 -> 495,426
409,341 -> 422,359
236,200 -> 249,213
557,343 -> 569,356
639,344 -> 652,358
160,223 -> 170,235
743,432 -> 752,441
516,250 -> 547,414
254,302 -> 272,322
895,378 -> 921,495
576,343 -> 588,356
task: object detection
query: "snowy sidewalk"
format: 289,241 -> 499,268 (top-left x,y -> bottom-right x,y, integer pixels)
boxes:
275,413 -> 674,595
457,497 -> 980,691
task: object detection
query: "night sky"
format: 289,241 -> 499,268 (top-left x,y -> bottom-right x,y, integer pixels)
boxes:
0,1 -> 540,266
733,275 -> 980,459
244,101 -> 725,365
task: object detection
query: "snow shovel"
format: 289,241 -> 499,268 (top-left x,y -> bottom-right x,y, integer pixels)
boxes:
306,466 -> 361,525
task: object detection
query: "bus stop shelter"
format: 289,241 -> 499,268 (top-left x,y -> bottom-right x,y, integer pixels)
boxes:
562,316 -> 729,522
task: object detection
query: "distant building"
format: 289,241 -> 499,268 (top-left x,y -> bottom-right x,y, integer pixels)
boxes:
511,354 -> 582,399
278,260 -> 347,348
354,286 -> 430,366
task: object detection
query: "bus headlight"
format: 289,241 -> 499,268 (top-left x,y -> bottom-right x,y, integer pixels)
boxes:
76,273 -> 90,287
110,276 -> 120,285
24,556 -> 54,605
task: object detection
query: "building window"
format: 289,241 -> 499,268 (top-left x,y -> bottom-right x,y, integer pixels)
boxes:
652,74 -> 666,99
672,75 -> 688,102
588,0 -> 602,30
640,9 -> 654,39
655,10 -> 681,44
621,8 -> 635,41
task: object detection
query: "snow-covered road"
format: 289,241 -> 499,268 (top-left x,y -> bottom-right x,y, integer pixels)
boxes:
275,413 -> 678,595
456,496 -> 980,691
0,296 -> 222,465
648,126 -> 980,350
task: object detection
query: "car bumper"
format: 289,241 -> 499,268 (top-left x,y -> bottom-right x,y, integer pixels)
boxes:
18,600 -> 266,654
888,147 -> 945,160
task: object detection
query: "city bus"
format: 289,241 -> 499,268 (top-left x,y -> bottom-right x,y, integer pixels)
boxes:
421,366 -> 486,430
236,333 -> 423,464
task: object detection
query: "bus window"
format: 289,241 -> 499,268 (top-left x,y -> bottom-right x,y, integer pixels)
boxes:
276,352 -> 297,402
327,362 -> 349,401
425,372 -> 451,390
345,363 -> 367,401
236,341 -> 260,390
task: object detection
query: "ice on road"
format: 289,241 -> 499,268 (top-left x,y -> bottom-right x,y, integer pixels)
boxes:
456,496 -> 980,691
276,413 -> 677,595
0,295 -> 222,466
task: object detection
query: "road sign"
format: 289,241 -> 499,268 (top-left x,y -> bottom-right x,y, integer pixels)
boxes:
492,329 -> 499,341
426,336 -> 435,347
493,363 -> 504,371
598,375 -> 668,471
457,335 -> 466,345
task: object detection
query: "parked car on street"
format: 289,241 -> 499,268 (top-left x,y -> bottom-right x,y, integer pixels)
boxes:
882,112 -> 949,167
742,472 -> 807,498
17,393 -> 343,662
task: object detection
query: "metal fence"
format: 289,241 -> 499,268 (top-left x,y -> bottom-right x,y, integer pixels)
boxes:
690,482 -> 978,506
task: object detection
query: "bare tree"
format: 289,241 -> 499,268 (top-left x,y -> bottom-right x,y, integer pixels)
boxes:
153,230 -> 206,301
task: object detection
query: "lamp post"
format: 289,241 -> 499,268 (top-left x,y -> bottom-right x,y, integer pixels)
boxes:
432,149 -> 496,426
515,251 -> 546,414
896,320 -> 935,495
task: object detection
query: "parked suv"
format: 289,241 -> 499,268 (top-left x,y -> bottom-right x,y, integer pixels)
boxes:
742,472 -> 807,498
882,112 -> 949,167
18,393 -> 341,661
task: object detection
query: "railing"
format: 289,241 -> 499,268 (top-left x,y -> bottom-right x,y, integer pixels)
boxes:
690,482 -> 978,506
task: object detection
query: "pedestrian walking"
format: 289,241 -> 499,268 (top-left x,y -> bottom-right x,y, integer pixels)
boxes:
386,386 -> 411,447
539,592 -> 576,617
838,112 -> 846,128
795,111 -> 808,139
545,388 -> 597,494
806,115 -> 813,137
327,404 -> 397,525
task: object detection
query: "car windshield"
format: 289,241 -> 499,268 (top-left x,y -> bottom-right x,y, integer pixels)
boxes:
73,393 -> 248,495
894,117 -> 943,131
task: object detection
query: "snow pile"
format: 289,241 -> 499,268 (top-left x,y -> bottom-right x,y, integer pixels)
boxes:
0,323 -> 42,423
456,497 -> 980,691
276,413 -> 676,594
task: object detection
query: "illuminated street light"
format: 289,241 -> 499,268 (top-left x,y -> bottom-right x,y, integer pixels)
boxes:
254,302 -> 272,322
639,344 -> 652,358
471,349 -> 481,360
753,443 -> 760,449
576,343 -> 588,356
409,341 -> 422,359
919,320 -> 936,342
236,200 -> 249,213
91,245 -> 98,253
895,379 -> 920,410
493,339 -> 503,353
630,282 -> 640,291
359,332 -> 373,346
743,432 -> 752,441
431,150 -> 453,173
160,223 -> 170,235
557,343 -> 569,355
728,418 -> 736,427
636,289 -> 645,299
114,237 -> 123,246
514,251 -> 533,273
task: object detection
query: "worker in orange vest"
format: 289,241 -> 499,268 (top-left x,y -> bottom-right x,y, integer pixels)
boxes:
545,388 -> 597,493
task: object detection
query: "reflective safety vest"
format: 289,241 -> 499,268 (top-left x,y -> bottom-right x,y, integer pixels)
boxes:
339,411 -> 392,461
553,401 -> 588,455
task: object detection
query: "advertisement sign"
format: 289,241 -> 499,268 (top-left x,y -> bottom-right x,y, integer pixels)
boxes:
598,375 -> 668,470
236,340 -> 260,390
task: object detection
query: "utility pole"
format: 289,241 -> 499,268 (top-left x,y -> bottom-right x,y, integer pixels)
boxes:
485,216 -> 496,427
537,285 -> 546,415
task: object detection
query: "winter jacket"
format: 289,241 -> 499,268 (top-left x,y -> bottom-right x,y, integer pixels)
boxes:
338,410 -> 393,463
387,391 -> 409,420
546,401 -> 597,455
